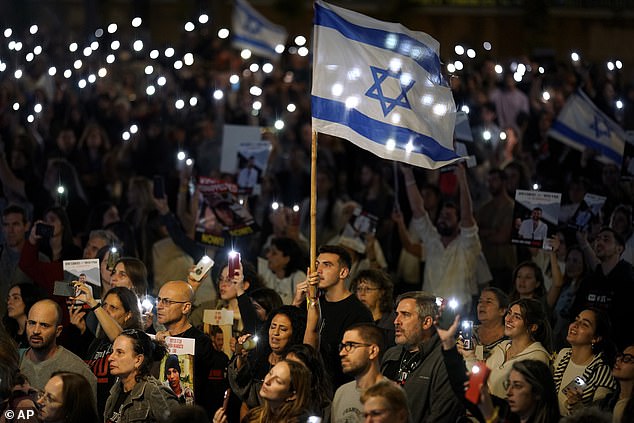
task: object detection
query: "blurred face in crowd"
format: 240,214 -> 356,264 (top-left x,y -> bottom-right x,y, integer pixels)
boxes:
156,282 -> 190,328
504,304 -> 528,339
477,291 -> 505,324
259,361 -> 295,404
110,263 -> 133,290
102,293 -> 131,327
26,301 -> 61,352
37,375 -> 65,422
340,329 -> 373,377
567,310 -> 599,347
436,206 -> 458,237
2,212 -> 28,249
514,266 -> 540,298
44,212 -> 63,238
565,249 -> 584,279
109,335 -> 142,378
316,252 -> 347,290
613,346 -> 634,381
269,313 -> 293,354
102,206 -> 120,227
7,286 -> 26,319
593,230 -> 623,261
266,245 -> 289,275
487,173 -> 504,196
362,396 -> 408,423
505,370 -> 537,418
394,298 -> 425,348
83,235 -> 108,259
218,266 -> 238,301
355,279 -> 382,314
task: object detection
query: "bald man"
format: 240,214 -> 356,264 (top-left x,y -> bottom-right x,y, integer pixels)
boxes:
156,281 -> 228,418
20,299 -> 97,399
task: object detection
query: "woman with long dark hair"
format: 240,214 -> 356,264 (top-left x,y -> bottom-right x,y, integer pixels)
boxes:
228,305 -> 307,409
3,283 -> 43,348
216,360 -> 313,423
37,372 -> 99,423
258,237 -> 307,305
104,330 -> 178,422
553,308 -> 616,416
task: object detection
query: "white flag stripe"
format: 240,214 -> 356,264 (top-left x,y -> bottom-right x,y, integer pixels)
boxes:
311,1 -> 458,169
548,89 -> 625,165
312,26 -> 455,144
232,0 -> 287,58
314,1 -> 444,85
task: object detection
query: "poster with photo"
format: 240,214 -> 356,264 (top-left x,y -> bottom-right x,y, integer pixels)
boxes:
194,177 -> 259,247
220,124 -> 262,175
158,337 -> 196,406
511,190 -> 562,250
566,193 -> 607,232
338,207 -> 379,253
235,141 -> 272,197
620,131 -> 634,180
63,259 -> 101,287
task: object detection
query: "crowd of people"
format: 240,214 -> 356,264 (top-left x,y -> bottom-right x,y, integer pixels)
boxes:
1,4 -> 634,423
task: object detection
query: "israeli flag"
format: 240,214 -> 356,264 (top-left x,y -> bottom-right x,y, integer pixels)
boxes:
232,0 -> 287,59
311,1 -> 459,169
548,89 -> 625,165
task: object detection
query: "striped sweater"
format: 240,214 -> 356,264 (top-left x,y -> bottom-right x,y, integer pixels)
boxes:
553,348 -> 617,411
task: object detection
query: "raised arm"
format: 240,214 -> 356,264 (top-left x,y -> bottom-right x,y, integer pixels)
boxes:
455,163 -> 475,228
401,166 -> 426,218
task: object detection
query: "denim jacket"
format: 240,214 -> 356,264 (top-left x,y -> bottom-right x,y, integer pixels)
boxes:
104,376 -> 179,423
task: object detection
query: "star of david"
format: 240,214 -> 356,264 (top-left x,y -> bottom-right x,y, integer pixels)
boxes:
365,66 -> 416,117
244,14 -> 262,34
590,115 -> 611,139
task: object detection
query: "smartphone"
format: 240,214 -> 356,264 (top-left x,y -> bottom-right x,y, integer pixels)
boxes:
465,362 -> 491,404
190,255 -> 214,282
436,297 -> 459,330
53,281 -> 77,297
461,320 -> 474,350
36,223 -> 54,239
223,388 -> 231,410
563,376 -> 587,394
153,175 -> 165,198
228,251 -> 241,278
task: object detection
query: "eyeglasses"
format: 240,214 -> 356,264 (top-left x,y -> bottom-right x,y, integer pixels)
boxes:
156,297 -> 190,307
37,390 -> 61,405
503,380 -> 526,390
355,286 -> 380,294
616,353 -> 634,364
338,341 -> 372,352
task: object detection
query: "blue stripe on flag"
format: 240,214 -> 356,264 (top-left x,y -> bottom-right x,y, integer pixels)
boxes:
550,120 -> 622,163
312,95 -> 459,161
314,2 -> 443,86
233,35 -> 278,56
235,0 -> 286,35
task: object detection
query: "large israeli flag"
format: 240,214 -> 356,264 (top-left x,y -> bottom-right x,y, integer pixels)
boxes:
548,89 -> 625,165
311,1 -> 459,169
232,0 -> 287,59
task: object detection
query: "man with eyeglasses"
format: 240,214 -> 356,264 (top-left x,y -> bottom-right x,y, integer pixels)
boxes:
19,299 -> 97,402
331,323 -> 386,423
155,280 -> 228,419
381,291 -> 463,423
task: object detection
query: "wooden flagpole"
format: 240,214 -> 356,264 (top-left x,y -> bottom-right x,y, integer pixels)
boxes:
310,130 -> 318,276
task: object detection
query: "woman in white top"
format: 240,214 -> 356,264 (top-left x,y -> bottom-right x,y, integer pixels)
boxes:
486,298 -> 552,398
258,237 -> 306,305
552,308 -> 616,416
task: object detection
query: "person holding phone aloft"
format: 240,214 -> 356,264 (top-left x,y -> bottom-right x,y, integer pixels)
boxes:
552,308 -> 616,416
